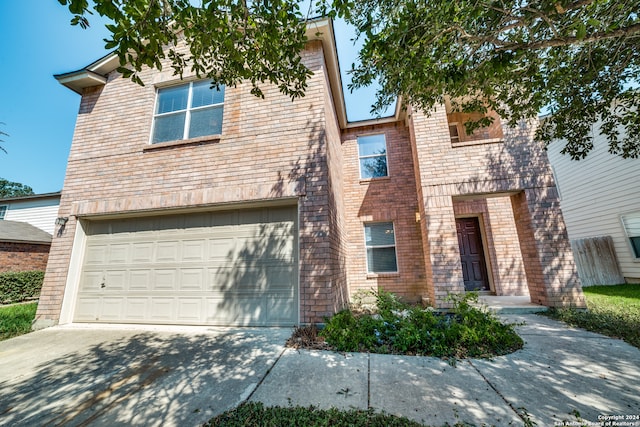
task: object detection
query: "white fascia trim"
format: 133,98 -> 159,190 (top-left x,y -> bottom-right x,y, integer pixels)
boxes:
306,18 -> 348,129
55,70 -> 108,95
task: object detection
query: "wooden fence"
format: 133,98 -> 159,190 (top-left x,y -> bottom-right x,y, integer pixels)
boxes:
570,236 -> 625,286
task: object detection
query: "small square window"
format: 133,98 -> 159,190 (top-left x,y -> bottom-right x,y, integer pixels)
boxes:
151,81 -> 225,144
358,134 -> 388,179
364,222 -> 398,273
0,205 -> 6,220
630,236 -> 640,258
621,212 -> 640,259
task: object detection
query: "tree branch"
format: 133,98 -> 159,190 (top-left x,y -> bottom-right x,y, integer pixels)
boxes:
496,22 -> 640,51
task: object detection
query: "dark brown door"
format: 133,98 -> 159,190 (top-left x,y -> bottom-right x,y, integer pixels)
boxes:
456,217 -> 490,291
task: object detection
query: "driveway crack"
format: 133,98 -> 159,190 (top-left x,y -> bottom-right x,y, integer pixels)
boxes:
367,353 -> 371,409
467,360 -> 530,425
245,346 -> 287,403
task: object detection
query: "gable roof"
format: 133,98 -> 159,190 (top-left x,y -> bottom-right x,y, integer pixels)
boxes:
54,18 -> 402,129
0,220 -> 53,244
55,18 -> 348,126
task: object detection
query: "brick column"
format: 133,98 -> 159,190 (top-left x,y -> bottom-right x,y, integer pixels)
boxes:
424,195 -> 465,306
511,188 -> 586,307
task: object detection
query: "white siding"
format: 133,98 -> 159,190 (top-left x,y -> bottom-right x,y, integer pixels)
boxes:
548,124 -> 640,280
4,199 -> 60,235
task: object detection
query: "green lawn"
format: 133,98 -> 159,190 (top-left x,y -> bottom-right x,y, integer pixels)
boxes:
543,284 -> 640,349
0,302 -> 37,341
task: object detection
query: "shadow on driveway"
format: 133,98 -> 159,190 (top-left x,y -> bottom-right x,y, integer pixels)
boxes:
0,326 -> 289,426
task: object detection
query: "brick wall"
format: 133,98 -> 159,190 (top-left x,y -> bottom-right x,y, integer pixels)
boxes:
0,242 -> 50,272
324,70 -> 349,317
453,198 -> 528,295
36,40 -> 343,325
341,122 -> 428,304
408,106 -> 584,307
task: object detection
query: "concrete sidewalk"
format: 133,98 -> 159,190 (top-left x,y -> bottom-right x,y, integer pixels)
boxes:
1,314 -> 639,426
252,314 -> 640,426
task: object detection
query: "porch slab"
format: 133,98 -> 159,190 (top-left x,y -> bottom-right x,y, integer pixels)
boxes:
477,295 -> 548,314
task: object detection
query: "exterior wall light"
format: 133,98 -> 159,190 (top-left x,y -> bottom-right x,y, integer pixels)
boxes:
55,217 -> 69,226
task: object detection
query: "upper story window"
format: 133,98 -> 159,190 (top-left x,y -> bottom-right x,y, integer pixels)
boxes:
151,81 -> 225,144
0,205 -> 6,220
364,222 -> 398,273
621,212 -> 640,259
445,97 -> 504,146
358,134 -> 388,179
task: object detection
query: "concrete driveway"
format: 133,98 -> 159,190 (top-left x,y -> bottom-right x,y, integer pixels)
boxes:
2,315 -> 640,426
0,325 -> 290,426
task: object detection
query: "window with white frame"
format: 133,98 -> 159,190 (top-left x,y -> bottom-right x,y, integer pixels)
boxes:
0,205 -> 6,220
364,222 -> 398,273
151,81 -> 225,144
358,134 -> 388,179
621,212 -> 640,258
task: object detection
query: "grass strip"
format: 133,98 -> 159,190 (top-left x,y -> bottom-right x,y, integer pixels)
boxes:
0,302 -> 37,341
205,402 -> 426,427
543,284 -> 640,349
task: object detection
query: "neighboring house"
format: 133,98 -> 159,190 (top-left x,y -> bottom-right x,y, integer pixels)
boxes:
548,125 -> 640,284
0,220 -> 52,272
0,192 -> 60,272
34,18 -> 584,329
0,192 -> 61,235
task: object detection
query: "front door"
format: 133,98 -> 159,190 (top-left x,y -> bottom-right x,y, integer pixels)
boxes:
456,217 -> 490,291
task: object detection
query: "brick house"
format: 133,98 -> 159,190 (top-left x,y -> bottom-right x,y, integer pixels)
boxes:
0,220 -> 52,273
34,18 -> 584,329
0,192 -> 60,272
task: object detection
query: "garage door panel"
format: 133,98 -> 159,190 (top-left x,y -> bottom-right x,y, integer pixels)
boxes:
105,270 -> 127,290
150,298 -> 174,321
108,244 -> 129,263
129,270 -> 152,290
180,269 -> 205,290
124,298 -> 148,320
75,206 -> 298,326
265,266 -> 296,290
132,243 -> 154,262
205,296 -> 265,325
101,298 -> 126,321
183,240 -> 206,261
156,241 -> 180,262
208,238 -> 236,260
79,271 -> 106,292
177,299 -> 203,322
215,268 -> 264,291
153,270 -> 178,290
266,295 -> 296,323
85,245 -> 109,265
75,298 -> 100,321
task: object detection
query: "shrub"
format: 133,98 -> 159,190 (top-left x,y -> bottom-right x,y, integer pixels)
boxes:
0,271 -> 45,304
320,290 -> 523,359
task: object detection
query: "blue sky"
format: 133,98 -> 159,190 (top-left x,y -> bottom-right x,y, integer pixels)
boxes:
0,2 -> 380,194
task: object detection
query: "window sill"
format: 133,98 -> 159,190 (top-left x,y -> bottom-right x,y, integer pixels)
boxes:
359,176 -> 391,184
451,138 -> 503,148
366,272 -> 400,279
143,134 -> 221,152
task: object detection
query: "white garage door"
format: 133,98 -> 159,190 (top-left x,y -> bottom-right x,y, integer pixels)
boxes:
74,206 -> 298,326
